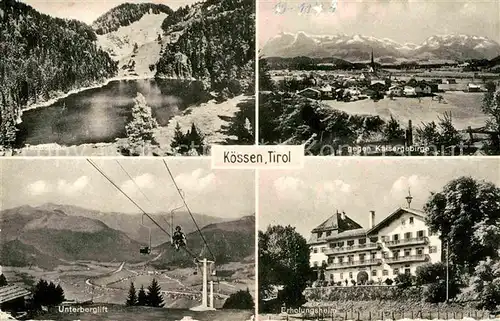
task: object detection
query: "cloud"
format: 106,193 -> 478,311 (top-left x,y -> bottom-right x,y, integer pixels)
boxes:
121,173 -> 156,196
174,168 -> 216,195
27,180 -> 51,196
387,175 -> 431,204
57,176 -> 90,195
314,179 -> 352,206
273,176 -> 306,200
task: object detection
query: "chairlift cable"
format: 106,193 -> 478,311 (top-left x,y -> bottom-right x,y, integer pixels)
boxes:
86,159 -> 198,260
162,159 -> 216,262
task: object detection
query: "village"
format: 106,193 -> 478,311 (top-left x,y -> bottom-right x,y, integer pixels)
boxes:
274,51 -> 487,103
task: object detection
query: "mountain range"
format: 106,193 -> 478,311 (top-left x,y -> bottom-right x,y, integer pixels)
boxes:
261,32 -> 500,62
0,204 -> 254,270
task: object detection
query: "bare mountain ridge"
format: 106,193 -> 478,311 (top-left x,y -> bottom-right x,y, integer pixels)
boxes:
36,203 -> 231,246
0,205 -> 144,267
262,32 -> 500,62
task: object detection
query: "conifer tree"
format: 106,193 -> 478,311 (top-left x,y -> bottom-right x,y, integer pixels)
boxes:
0,274 -> 7,286
137,285 -> 148,306
146,278 -> 164,307
126,282 -> 137,306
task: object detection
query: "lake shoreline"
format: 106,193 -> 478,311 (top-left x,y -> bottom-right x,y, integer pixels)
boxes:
20,75 -> 198,113
9,94 -> 250,156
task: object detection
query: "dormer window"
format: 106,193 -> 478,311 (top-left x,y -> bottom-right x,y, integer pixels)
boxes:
326,231 -> 331,237
318,232 -> 323,238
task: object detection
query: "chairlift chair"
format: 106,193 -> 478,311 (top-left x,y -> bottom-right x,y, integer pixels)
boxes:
139,214 -> 152,255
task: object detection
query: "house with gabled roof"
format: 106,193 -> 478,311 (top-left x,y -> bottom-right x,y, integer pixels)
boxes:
308,193 -> 442,285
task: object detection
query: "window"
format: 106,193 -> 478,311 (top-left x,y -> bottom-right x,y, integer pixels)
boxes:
330,274 -> 334,280
382,251 -> 389,259
349,272 -> 353,279
401,219 -> 406,226
371,252 -> 376,259
329,243 -> 335,248
393,234 -> 399,241
372,270 -> 377,277
318,232 -> 323,238
348,255 -> 354,263
313,248 -> 318,253
404,232 -> 412,239
338,241 -> 345,247
393,250 -> 400,259
417,230 -> 425,238
409,217 -> 414,224
347,240 -> 354,246
370,236 -> 378,243
394,268 -> 400,275
383,270 -> 389,276
328,257 -> 334,264
417,248 -> 423,255
429,246 -> 437,253
321,247 -> 326,253
381,236 -> 387,242
404,249 -> 411,257
358,238 -> 367,245
340,273 -> 343,279
359,254 -> 366,262
326,231 -> 331,237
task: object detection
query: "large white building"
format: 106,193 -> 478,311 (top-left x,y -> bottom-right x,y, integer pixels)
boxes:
308,197 -> 442,284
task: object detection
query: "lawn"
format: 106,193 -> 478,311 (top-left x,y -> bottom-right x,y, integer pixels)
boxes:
323,92 -> 489,130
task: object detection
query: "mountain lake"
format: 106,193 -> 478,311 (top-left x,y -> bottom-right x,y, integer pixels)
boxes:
15,79 -> 211,147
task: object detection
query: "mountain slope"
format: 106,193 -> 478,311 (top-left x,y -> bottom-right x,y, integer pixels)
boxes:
93,3 -> 173,77
262,32 -> 500,62
36,203 -> 230,246
0,206 -> 144,267
92,3 -> 173,35
0,0 -> 117,148
151,215 -> 255,267
156,0 -> 255,93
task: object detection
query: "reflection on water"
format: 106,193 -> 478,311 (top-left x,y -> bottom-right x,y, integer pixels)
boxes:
15,79 -> 209,147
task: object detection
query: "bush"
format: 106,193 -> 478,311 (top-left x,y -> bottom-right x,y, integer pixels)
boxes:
395,273 -> 414,289
384,278 -> 394,285
223,288 -> 254,309
350,280 -> 356,286
336,281 -> 342,286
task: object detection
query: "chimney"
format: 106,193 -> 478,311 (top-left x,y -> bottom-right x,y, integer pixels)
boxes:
369,211 -> 375,229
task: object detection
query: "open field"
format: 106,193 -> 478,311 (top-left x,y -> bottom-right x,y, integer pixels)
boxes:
323,92 -> 488,130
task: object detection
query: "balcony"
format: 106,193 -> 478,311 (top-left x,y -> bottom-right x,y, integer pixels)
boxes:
326,243 -> 380,254
385,254 -> 430,264
328,259 -> 382,269
384,237 -> 428,248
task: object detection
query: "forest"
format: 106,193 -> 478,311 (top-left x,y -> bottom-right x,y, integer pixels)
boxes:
0,0 -> 118,148
156,0 -> 255,95
92,3 -> 173,35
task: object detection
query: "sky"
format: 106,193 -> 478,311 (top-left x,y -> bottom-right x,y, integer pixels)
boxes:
259,0 -> 500,46
259,158 -> 500,238
0,158 -> 255,219
21,0 -> 201,24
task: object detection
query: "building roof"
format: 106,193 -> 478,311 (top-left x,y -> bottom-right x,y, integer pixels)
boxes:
326,228 -> 367,240
309,211 -> 364,244
0,285 -> 31,304
298,88 -> 321,94
366,207 -> 425,235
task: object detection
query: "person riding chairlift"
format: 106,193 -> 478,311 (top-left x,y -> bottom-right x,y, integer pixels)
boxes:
172,225 -> 186,251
